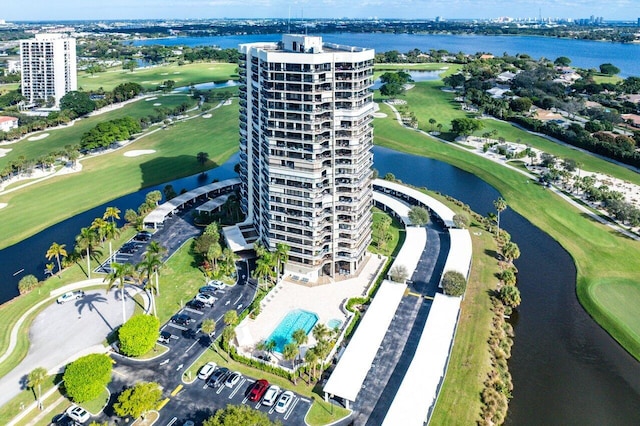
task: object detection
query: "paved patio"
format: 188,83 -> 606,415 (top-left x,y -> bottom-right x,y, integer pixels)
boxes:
236,253 -> 386,354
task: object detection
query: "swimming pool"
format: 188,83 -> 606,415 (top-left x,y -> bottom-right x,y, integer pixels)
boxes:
267,309 -> 318,353
327,318 -> 343,330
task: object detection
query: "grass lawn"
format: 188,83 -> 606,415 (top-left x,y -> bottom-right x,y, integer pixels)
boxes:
0,93 -> 197,170
590,279 -> 640,345
430,221 -> 497,424
78,62 -> 238,92
592,73 -> 622,84
374,94 -> 640,360
183,342 -> 350,426
0,228 -> 136,379
81,388 -> 110,414
369,207 -> 404,257
0,102 -> 239,249
0,374 -> 61,425
0,83 -> 19,95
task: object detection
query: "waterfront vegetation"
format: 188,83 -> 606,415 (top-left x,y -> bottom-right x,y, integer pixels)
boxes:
77,62 -> 238,92
374,90 -> 640,363
0,101 -> 238,249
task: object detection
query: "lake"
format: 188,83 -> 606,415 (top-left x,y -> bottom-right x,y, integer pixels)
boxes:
132,33 -> 640,77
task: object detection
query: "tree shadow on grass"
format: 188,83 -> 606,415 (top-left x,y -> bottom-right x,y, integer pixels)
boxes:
138,155 -> 221,191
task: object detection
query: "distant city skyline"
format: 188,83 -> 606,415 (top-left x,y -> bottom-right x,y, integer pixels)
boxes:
2,0 -> 637,22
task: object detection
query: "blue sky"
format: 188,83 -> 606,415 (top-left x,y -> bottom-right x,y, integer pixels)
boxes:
3,0 -> 636,21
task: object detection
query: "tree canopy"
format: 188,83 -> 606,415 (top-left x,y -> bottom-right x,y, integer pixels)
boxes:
81,117 -> 141,150
599,63 -> 620,75
443,73 -> 466,88
114,382 -> 162,420
60,91 -> 96,116
442,271 -> 467,297
451,117 -> 484,136
118,314 -> 160,357
408,205 -> 430,226
63,353 -> 112,403
203,404 -> 281,426
379,71 -> 413,97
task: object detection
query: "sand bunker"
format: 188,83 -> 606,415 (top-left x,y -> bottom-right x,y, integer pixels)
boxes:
153,103 -> 162,106
223,99 -> 232,106
202,114 -> 212,118
0,203 -> 7,210
173,71 -> 181,74
124,150 -> 156,157
145,97 -> 158,101
161,72 -> 169,75
0,148 -> 12,158
373,112 -> 388,118
28,133 -> 49,141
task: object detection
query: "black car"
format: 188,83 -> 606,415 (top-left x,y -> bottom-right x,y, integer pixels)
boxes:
171,314 -> 194,326
158,331 -> 173,344
134,233 -> 151,242
186,299 -> 206,311
198,285 -> 218,295
53,414 -> 81,426
120,245 -> 136,254
207,367 -> 230,388
182,328 -> 198,339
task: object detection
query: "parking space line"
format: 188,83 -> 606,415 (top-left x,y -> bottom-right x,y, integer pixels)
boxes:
229,378 -> 246,399
254,401 -> 262,410
284,397 -> 299,420
184,308 -> 203,315
185,339 -> 199,353
157,397 -> 170,411
167,323 -> 187,331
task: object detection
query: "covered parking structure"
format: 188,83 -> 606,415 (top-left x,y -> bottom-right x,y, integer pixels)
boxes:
373,178 -> 456,228
440,228 -> 473,286
143,178 -> 240,228
323,280 -> 407,409
195,193 -> 230,215
382,293 -> 462,426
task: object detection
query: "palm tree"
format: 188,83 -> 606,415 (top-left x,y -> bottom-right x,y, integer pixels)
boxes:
493,198 -> 507,234
312,323 -> 330,343
103,206 -> 121,224
222,326 -> 236,352
27,367 -> 48,410
220,248 -> 239,278
292,328 -> 308,348
304,347 -> 319,382
253,241 -> 267,258
196,151 -> 209,173
75,227 -> 97,279
146,242 -> 167,295
275,243 -> 290,279
428,118 -> 436,132
201,318 -> 216,336
91,217 -> 108,244
502,241 -> 521,265
283,343 -> 299,381
253,256 -> 275,290
105,262 -> 136,325
104,222 -> 120,267
45,242 -> 67,274
137,254 -> 162,316
223,310 -> 239,327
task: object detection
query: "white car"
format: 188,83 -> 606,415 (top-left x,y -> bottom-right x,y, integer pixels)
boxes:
224,371 -> 242,388
198,362 -> 217,380
56,291 -> 85,304
195,293 -> 215,306
262,385 -> 281,406
66,404 -> 91,423
275,390 -> 294,414
206,279 -> 226,290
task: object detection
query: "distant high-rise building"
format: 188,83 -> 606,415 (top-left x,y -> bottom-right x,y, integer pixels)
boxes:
238,35 -> 374,280
637,17 -> 640,27
20,33 -> 77,107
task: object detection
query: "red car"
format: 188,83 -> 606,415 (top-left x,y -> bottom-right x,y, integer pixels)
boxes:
248,379 -> 270,402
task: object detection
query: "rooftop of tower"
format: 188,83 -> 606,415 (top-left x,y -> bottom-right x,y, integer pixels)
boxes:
242,34 -> 372,55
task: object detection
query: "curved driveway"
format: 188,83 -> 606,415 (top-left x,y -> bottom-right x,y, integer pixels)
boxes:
0,288 -> 137,407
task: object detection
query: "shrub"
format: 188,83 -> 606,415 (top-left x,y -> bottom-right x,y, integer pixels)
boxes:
442,270 -> 467,296
63,354 -> 112,403
118,314 -> 160,357
18,275 -> 40,294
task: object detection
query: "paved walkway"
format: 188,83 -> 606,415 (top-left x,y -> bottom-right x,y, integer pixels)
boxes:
384,102 -> 640,241
0,280 -> 148,407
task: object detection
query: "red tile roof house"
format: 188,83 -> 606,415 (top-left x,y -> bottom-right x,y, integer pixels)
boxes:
0,116 -> 19,133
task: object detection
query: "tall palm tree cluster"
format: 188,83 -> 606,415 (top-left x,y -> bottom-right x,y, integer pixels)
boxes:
194,222 -> 239,280
251,241 -> 290,290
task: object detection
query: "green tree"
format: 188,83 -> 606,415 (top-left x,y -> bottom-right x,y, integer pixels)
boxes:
498,269 -> 517,286
428,118 -> 437,132
493,197 -> 507,233
27,367 -> 48,410
408,205 -> 430,226
253,255 -> 276,289
502,241 -> 521,264
203,404 -> 280,426
201,318 -> 216,336
197,151 -> 210,173
63,354 -> 112,403
75,227 -> 98,279
118,314 -> 160,357
45,242 -> 67,275
500,284 -> 522,308
274,243 -> 290,279
222,326 -> 236,352
305,347 -> 319,381
389,264 -> 409,283
451,117 -> 484,137
137,253 -> 162,316
105,262 -> 136,325
554,56 -> 571,66
60,91 -> 96,116
443,73 -> 466,88
122,60 -> 138,72
103,206 -> 121,224
114,382 -> 162,420
292,328 -> 309,348
283,343 -> 299,381
453,214 -> 470,229
599,63 -> 620,75
223,310 -> 239,327
442,270 -> 467,297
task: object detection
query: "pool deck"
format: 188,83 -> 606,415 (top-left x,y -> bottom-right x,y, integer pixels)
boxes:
236,253 -> 386,356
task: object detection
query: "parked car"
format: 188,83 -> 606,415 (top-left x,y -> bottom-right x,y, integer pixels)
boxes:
248,379 -> 270,402
224,371 -> 242,388
133,233 -> 151,241
56,291 -> 85,304
182,328 -> 197,339
207,367 -> 230,388
195,293 -> 215,306
66,405 -> 91,423
206,279 -> 226,290
53,414 -> 80,426
275,390 -> 294,413
186,299 -> 206,311
198,362 -> 217,380
199,286 -> 218,295
158,331 -> 172,344
262,385 -> 281,406
171,314 -> 194,326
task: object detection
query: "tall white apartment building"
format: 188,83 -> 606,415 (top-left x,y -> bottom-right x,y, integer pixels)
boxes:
20,34 -> 77,107
238,35 -> 374,280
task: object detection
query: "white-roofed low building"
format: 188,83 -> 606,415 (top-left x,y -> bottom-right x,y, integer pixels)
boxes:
440,228 -> 473,287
